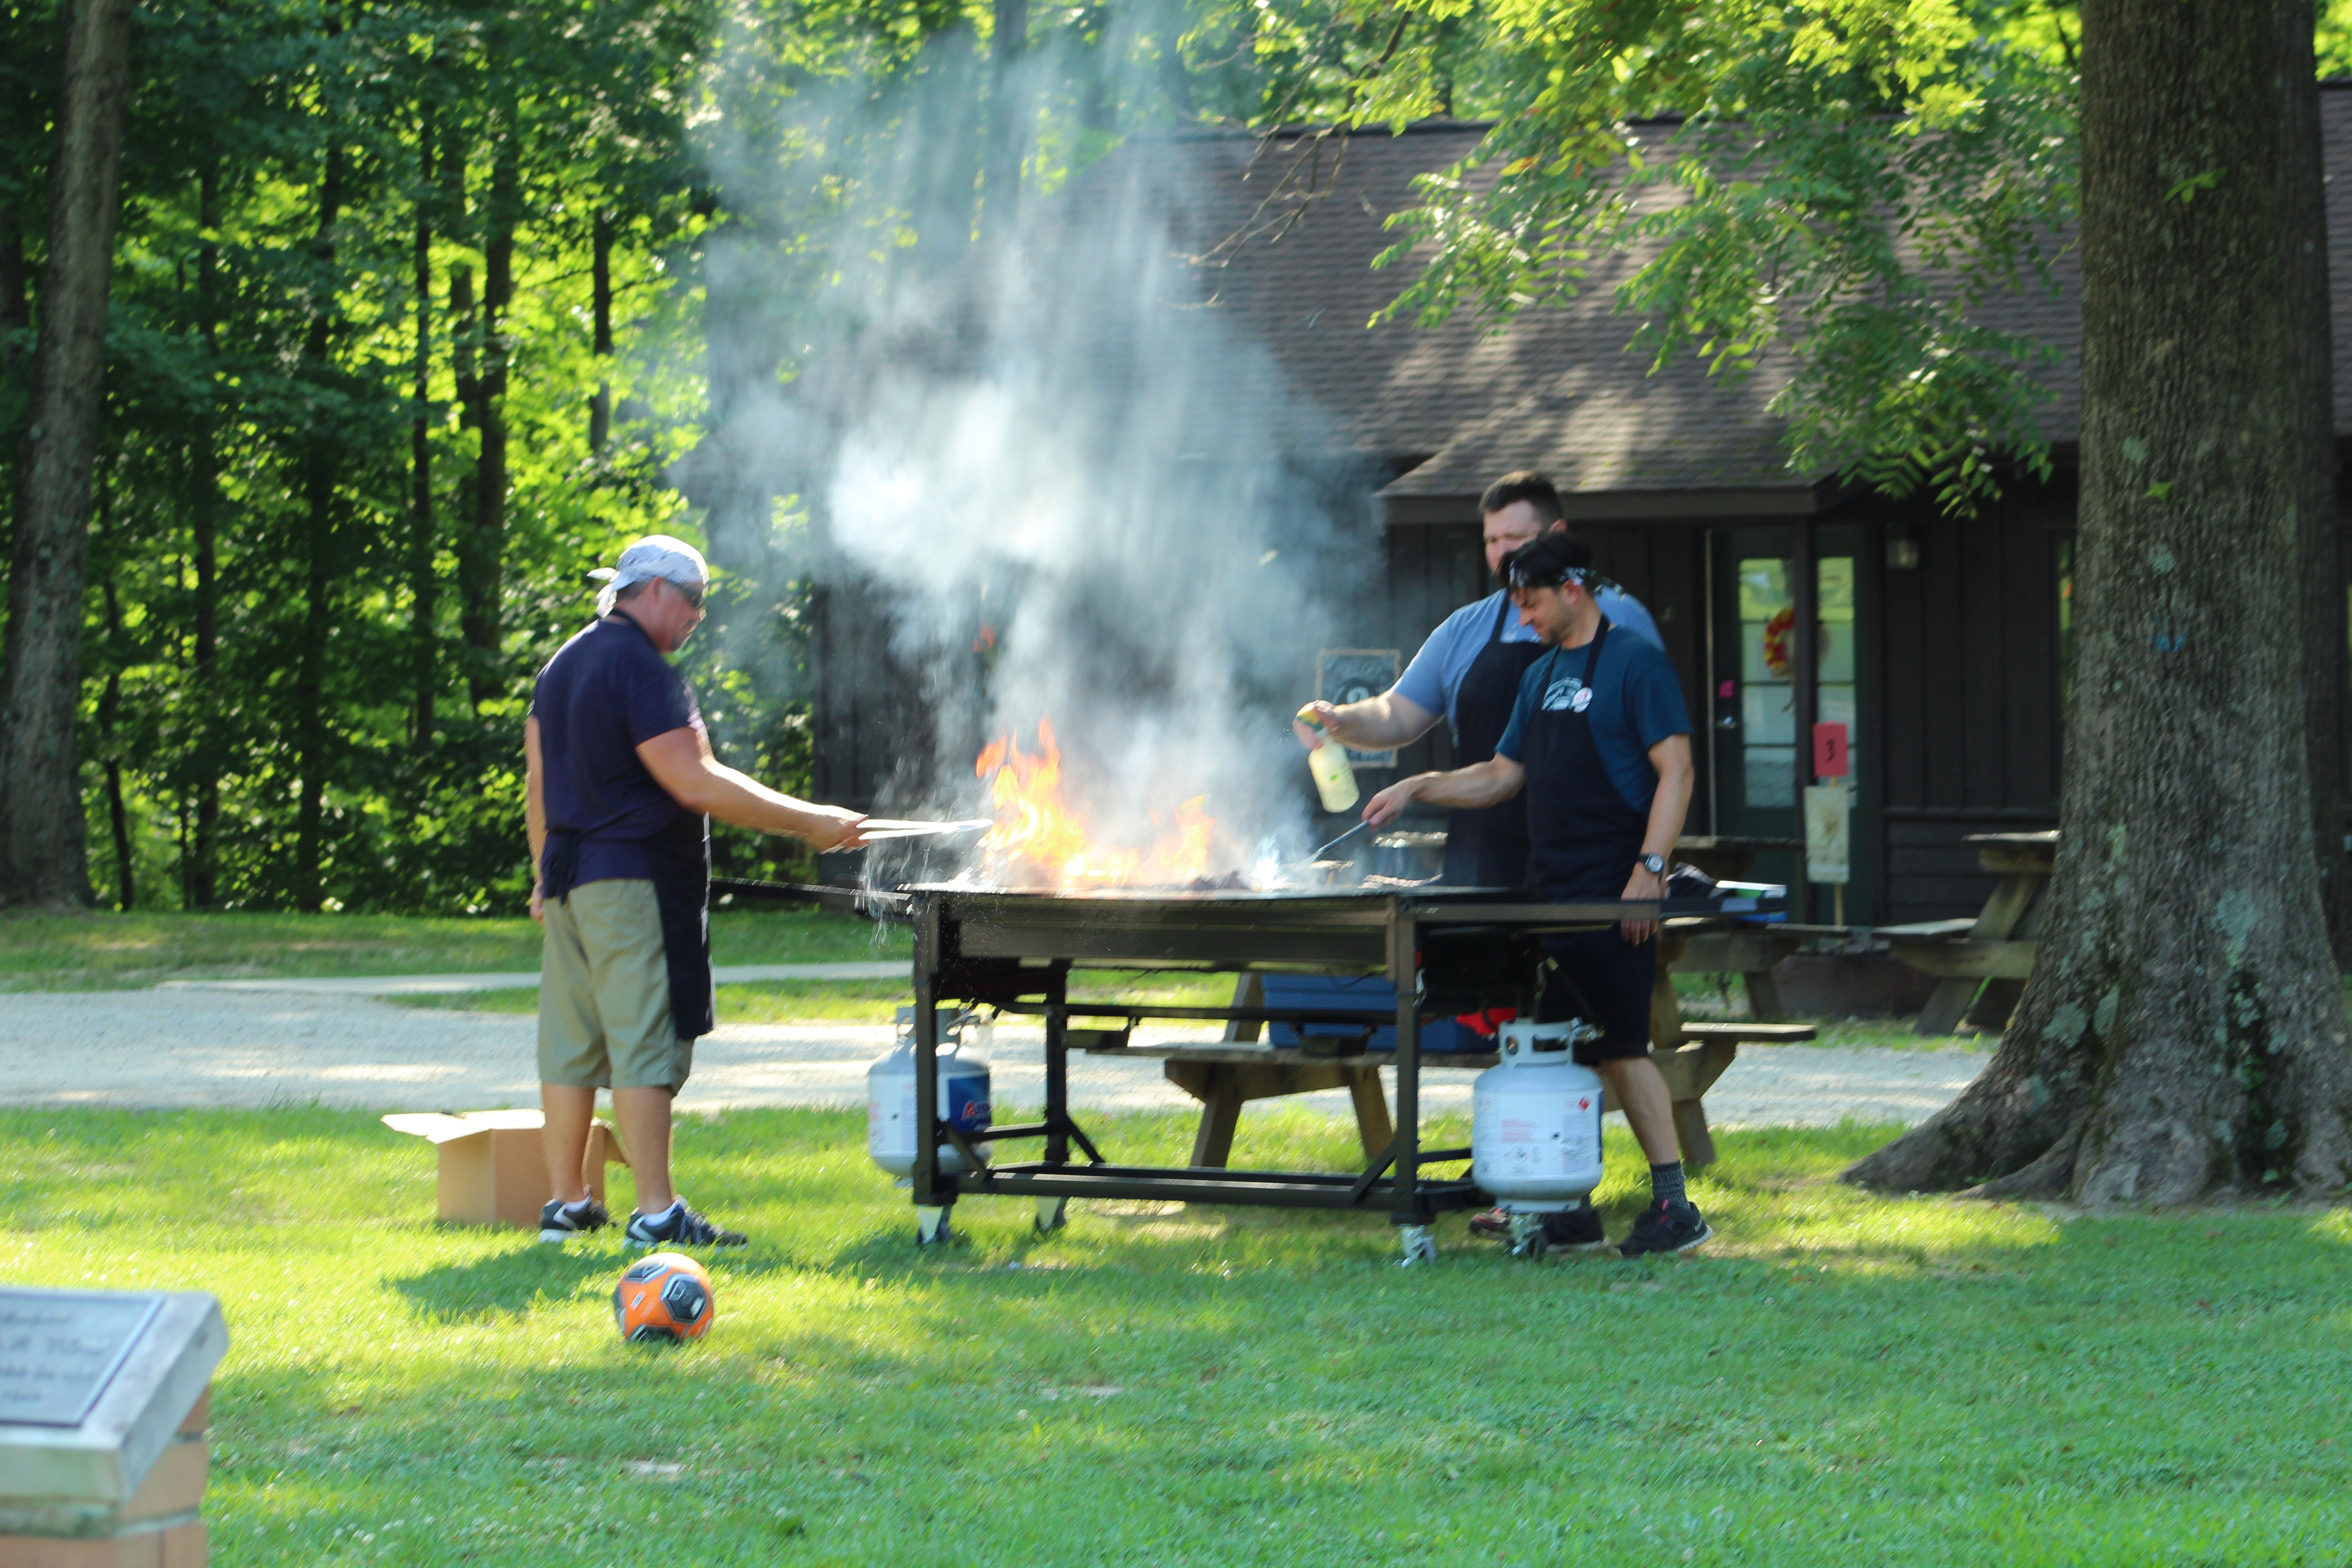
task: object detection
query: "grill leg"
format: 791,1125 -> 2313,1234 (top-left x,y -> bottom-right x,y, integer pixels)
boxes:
1044,967 -> 1070,1168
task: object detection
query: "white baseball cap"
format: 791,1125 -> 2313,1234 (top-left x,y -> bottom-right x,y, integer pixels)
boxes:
590,534 -> 708,615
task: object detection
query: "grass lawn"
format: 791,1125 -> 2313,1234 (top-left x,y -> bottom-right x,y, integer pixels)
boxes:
6,1110 -> 2347,1566
0,907 -> 907,992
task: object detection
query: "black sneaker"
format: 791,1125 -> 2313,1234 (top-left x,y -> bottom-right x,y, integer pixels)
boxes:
539,1197 -> 610,1245
1617,1197 -> 1712,1258
625,1200 -> 746,1250
1540,1205 -> 1609,1252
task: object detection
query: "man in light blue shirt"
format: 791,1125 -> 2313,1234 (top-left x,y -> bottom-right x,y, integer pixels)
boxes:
1294,471 -> 1662,887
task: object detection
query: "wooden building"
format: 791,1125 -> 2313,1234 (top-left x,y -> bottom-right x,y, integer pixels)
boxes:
797,101 -> 2352,922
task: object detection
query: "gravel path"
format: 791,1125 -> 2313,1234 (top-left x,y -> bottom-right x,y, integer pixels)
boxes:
0,988 -> 1983,1127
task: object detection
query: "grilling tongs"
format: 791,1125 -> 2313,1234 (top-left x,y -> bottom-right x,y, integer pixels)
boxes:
851,817 -> 995,843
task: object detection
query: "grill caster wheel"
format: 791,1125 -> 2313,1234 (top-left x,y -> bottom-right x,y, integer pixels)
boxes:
1506,1212 -> 1549,1261
916,1206 -> 955,1246
1396,1225 -> 1438,1268
1034,1197 -> 1068,1235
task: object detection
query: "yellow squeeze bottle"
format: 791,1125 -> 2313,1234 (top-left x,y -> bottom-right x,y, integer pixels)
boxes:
1297,709 -> 1361,813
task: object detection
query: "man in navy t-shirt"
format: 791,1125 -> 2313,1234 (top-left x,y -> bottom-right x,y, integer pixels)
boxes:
526,535 -> 867,1250
1293,471 -> 1661,888
1361,532 -> 1709,1259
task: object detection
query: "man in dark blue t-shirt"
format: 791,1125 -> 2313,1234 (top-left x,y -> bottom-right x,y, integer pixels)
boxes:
1362,532 -> 1709,1258
526,535 -> 867,1250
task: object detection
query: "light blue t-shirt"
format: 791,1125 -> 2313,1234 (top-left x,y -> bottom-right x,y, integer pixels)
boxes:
1494,628 -> 1691,815
1392,588 -> 1663,734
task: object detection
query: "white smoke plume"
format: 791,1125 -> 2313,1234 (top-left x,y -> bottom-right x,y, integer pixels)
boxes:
684,29 -> 1377,882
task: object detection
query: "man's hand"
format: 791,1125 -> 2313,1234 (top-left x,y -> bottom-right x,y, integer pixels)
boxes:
1620,864 -> 1666,944
1362,776 -> 1421,829
530,880 -> 546,926
1291,701 -> 1342,750
797,805 -> 869,853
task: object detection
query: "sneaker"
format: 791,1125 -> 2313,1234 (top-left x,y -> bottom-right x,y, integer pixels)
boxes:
625,1200 -> 747,1249
1468,1205 -> 1606,1250
1540,1205 -> 1610,1252
538,1197 -> 610,1245
1617,1197 -> 1712,1258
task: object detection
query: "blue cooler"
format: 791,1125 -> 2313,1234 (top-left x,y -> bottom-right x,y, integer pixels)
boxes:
1262,975 -> 1486,1054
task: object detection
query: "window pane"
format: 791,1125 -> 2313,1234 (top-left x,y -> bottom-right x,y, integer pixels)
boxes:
1744,745 -> 1796,808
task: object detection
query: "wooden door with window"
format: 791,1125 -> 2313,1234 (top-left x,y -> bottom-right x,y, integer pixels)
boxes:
1706,526 -> 1873,922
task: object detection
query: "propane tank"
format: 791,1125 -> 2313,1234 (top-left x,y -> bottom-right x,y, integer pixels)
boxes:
867,1009 -> 994,1178
1471,1019 -> 1606,1212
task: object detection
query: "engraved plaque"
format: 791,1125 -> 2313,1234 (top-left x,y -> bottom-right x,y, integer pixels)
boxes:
0,1288 -> 166,1428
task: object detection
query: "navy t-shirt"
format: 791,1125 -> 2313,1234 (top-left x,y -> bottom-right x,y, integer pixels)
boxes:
1494,629 -> 1691,814
529,614 -> 706,887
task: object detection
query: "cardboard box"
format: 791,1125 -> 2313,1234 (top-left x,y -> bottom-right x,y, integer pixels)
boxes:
380,1111 -> 627,1230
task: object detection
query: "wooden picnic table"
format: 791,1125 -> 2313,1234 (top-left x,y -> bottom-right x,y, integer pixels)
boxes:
1882,830 -> 2054,1035
1090,950 -> 1817,1176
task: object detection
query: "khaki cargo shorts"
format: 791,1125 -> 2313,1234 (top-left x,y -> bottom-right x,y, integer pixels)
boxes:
539,878 -> 693,1092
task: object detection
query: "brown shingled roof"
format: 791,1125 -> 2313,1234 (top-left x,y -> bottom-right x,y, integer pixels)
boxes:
1078,84 -> 2352,512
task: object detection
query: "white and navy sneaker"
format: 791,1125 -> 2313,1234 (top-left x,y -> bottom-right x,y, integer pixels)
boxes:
625,1199 -> 746,1249
539,1196 -> 611,1245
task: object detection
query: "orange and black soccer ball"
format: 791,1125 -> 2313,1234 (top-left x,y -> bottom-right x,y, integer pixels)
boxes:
613,1251 -> 716,1343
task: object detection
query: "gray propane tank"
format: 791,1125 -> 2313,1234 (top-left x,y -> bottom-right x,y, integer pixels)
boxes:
867,1008 -> 994,1178
1471,1019 -> 1606,1213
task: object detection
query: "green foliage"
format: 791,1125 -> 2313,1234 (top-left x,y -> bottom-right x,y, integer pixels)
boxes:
1360,0 -> 2079,514
7,1108 -> 2352,1563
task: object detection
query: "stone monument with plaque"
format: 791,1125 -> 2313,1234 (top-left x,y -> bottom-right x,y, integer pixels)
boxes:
0,1288 -> 225,1567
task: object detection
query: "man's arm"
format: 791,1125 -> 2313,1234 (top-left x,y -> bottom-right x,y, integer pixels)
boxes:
636,726 -> 868,850
1360,755 -> 1526,827
1617,733 -> 1695,943
526,716 -> 548,924
1292,690 -> 1441,752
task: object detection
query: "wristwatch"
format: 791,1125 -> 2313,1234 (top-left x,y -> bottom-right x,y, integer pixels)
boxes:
1639,852 -> 1668,877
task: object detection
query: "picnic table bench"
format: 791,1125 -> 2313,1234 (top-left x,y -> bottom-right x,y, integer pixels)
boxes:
1085,956 -> 1818,1175
1882,830 -> 2053,1035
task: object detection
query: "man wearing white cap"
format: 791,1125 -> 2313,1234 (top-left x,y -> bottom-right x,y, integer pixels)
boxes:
526,535 -> 867,1248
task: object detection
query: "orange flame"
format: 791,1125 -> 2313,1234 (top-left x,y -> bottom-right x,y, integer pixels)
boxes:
972,719 -> 1217,887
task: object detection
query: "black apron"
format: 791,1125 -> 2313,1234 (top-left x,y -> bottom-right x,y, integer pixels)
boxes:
1519,619 -> 1651,900
538,617 -> 716,1043
1439,596 -> 1547,887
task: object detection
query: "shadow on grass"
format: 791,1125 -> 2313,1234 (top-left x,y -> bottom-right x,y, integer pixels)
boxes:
390,1243 -> 618,1324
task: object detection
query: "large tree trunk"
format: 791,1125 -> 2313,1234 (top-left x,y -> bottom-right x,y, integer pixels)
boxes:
458,122 -> 516,709
187,157 -> 222,906
0,0 -> 135,910
292,142 -> 343,913
1847,0 -> 2352,1202
411,126 -> 436,751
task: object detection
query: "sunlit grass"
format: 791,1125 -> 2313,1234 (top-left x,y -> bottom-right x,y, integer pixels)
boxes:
5,1109 -> 2348,1566
0,907 -> 907,992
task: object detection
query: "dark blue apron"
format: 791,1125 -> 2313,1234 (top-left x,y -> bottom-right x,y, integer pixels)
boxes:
1441,595 -> 1548,888
1520,618 -> 1650,899
538,614 -> 716,1043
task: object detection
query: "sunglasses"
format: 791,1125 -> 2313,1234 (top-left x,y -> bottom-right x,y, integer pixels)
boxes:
671,578 -> 706,610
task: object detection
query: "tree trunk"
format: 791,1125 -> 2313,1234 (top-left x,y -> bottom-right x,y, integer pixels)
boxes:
589,207 -> 612,451
411,126 -> 436,751
458,124 -> 515,708
188,157 -> 221,906
98,564 -> 131,913
0,0 -> 135,910
980,0 -> 1028,247
0,204 -> 25,382
292,141 -> 343,913
1846,0 -> 2352,1202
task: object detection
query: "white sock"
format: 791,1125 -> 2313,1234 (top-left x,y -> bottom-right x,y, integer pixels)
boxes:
645,1198 -> 684,1223
562,1197 -> 598,1218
